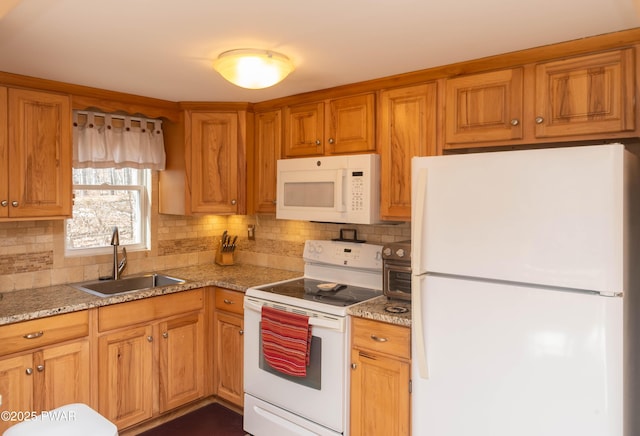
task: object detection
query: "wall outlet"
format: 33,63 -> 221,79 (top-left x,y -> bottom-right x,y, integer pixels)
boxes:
248,224 -> 255,241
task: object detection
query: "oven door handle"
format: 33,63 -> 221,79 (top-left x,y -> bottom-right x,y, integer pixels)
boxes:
245,298 -> 345,332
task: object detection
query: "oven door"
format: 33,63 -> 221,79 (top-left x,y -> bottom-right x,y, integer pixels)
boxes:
244,296 -> 348,435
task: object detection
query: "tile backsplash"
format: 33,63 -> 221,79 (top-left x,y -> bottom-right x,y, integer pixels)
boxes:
0,206 -> 410,293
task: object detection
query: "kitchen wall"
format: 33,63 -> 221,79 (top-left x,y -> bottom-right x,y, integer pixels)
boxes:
0,172 -> 410,293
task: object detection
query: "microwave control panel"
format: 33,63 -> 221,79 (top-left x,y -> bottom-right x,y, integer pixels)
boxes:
350,171 -> 365,211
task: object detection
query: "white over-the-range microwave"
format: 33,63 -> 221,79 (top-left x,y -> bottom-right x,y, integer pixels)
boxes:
276,153 -> 383,224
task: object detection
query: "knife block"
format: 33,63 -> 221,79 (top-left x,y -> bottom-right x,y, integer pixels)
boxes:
215,240 -> 235,266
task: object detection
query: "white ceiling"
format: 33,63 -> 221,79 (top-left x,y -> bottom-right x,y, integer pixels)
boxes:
0,0 -> 639,103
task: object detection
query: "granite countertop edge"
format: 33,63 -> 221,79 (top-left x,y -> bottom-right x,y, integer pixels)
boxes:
0,264 -> 411,327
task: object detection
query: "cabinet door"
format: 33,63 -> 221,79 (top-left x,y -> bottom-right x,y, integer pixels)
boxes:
534,49 -> 635,138
283,102 -> 324,157
188,111 -> 239,214
35,339 -> 90,413
0,354 -> 32,434
8,88 -> 71,218
214,311 -> 244,407
379,83 -> 438,220
253,109 -> 281,213
445,68 -> 524,147
350,348 -> 410,436
326,93 -> 376,154
158,312 -> 205,412
0,87 -> 7,219
98,325 -> 153,429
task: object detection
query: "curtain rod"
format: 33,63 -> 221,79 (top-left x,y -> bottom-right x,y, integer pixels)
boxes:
74,110 -> 162,125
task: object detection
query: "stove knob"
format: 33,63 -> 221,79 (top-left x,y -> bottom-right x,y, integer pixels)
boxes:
383,247 -> 392,257
395,248 -> 405,258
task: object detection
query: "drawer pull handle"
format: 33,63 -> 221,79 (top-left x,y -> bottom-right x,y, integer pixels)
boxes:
370,335 -> 388,343
223,299 -> 235,305
23,331 -> 44,339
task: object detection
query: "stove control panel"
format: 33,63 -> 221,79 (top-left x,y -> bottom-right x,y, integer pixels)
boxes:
304,240 -> 382,270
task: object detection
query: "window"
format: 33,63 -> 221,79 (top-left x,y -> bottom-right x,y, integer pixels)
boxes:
65,167 -> 151,255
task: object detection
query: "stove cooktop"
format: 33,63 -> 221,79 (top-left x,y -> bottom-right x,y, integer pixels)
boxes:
253,277 -> 382,308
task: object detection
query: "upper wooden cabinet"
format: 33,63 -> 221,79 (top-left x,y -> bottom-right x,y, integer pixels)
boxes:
534,49 -> 635,138
379,83 -> 438,221
188,111 -> 240,214
160,107 -> 248,215
250,109 -> 281,214
445,68 -> 524,146
445,49 -> 636,149
0,87 -> 72,220
283,93 -> 376,157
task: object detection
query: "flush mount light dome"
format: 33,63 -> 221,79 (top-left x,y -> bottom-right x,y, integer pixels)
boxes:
213,49 -> 294,89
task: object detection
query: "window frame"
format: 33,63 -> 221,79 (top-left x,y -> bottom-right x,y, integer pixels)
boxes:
65,169 -> 152,257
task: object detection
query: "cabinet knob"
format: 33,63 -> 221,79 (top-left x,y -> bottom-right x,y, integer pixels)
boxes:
11,201 -> 18,207
370,335 -> 388,343
231,199 -> 237,205
162,332 -> 168,339
239,330 -> 244,335
0,200 -> 7,207
535,116 -> 545,124
510,119 -> 520,126
351,363 -> 357,370
36,365 -> 45,372
147,336 -> 153,342
315,139 -> 321,146
25,368 -> 33,375
328,138 -> 335,144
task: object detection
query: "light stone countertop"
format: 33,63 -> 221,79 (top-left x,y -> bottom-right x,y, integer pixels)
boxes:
348,295 -> 411,327
0,263 -> 301,326
0,263 -> 412,328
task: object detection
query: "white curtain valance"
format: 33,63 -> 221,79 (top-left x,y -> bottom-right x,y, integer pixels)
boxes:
73,110 -> 166,170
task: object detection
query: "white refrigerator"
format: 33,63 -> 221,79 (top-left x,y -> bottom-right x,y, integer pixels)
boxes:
411,144 -> 639,436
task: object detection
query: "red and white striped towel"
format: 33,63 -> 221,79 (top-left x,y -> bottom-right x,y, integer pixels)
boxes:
261,306 -> 312,377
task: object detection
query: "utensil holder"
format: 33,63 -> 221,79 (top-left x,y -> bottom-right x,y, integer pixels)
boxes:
215,239 -> 235,266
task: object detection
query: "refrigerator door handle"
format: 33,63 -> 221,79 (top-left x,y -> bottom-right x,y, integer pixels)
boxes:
412,168 -> 428,273
412,274 -> 429,379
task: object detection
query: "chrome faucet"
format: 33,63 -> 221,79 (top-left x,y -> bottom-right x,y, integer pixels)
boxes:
110,226 -> 127,280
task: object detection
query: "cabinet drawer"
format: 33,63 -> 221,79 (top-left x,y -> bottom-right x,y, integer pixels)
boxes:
351,317 -> 410,360
214,288 -> 244,315
0,311 -> 88,357
98,289 -> 204,332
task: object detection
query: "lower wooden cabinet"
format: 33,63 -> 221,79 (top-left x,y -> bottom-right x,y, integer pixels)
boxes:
0,312 -> 90,434
213,287 -> 244,407
350,317 -> 411,436
97,289 -> 205,430
98,325 -> 154,428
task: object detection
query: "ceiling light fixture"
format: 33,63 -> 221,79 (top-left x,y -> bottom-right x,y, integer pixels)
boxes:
213,49 -> 294,89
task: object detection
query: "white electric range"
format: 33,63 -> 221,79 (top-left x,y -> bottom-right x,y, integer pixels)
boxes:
243,239 -> 383,436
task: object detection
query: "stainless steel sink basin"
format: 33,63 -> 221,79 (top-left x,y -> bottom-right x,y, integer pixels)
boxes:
71,274 -> 186,297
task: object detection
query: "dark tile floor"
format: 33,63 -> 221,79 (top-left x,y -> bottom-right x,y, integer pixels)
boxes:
138,403 -> 244,436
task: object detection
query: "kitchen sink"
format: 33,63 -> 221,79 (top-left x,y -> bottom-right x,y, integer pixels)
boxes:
71,273 -> 186,297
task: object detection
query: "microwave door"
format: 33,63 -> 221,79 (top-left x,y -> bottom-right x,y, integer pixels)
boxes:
278,169 -> 347,220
